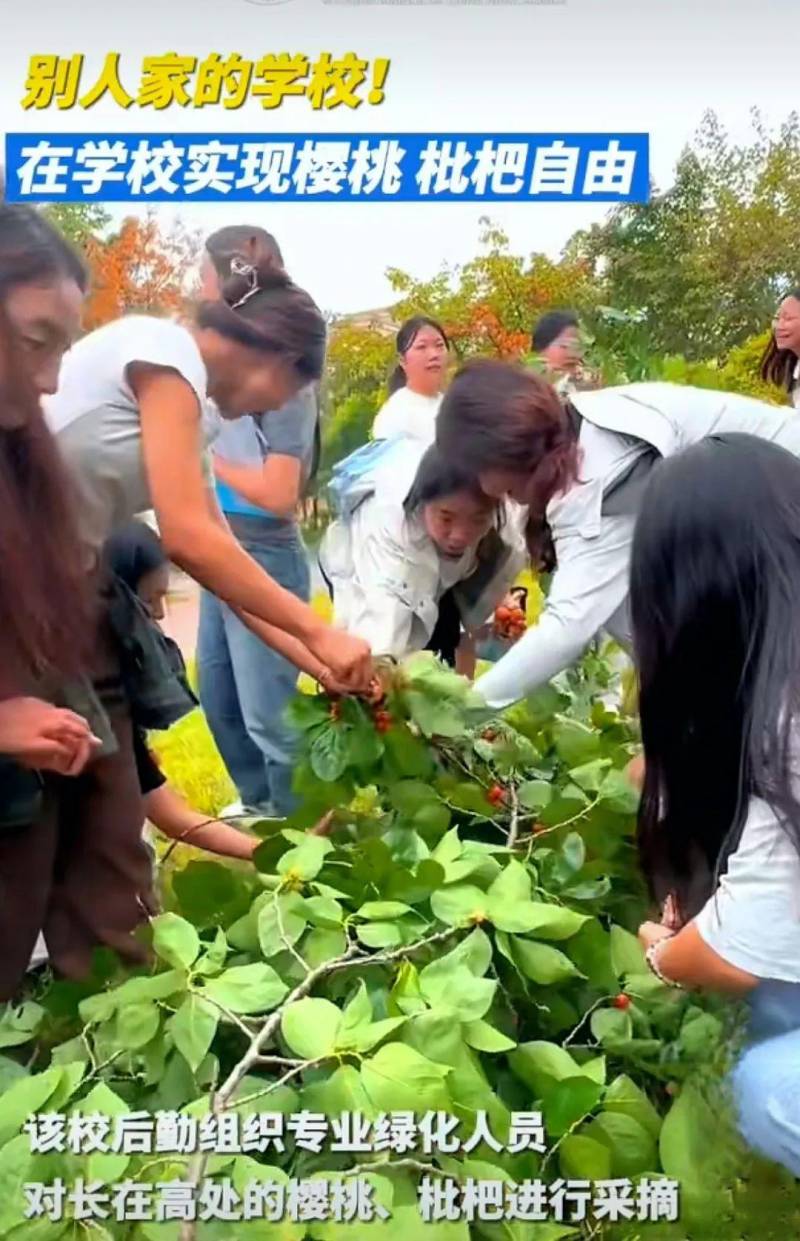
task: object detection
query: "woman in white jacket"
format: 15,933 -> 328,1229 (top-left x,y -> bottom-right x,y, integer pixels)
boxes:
372,316 -> 449,443
436,359 -> 800,710
319,437 -> 527,665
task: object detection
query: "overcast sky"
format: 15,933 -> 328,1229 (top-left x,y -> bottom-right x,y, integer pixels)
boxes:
2,0 -> 799,314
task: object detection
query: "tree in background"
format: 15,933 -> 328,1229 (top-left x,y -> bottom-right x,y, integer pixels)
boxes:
83,215 -> 199,330
42,202 -> 111,250
387,218 -> 598,360
570,110 -> 800,359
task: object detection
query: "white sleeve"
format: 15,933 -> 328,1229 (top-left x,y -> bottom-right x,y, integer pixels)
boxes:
372,394 -> 403,440
345,514 -> 424,657
119,320 -> 207,410
694,798 -> 800,984
475,513 -> 635,710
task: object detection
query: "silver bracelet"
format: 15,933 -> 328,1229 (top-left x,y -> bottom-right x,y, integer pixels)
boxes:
645,940 -> 683,989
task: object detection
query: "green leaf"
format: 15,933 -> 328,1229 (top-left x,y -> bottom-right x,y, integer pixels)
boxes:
599,768 -> 641,815
569,758 -> 612,793
258,894 -> 307,959
508,1040 -> 578,1090
339,981 -> 373,1037
171,994 -> 219,1072
356,922 -> 404,948
591,1007 -> 634,1045
302,897 -> 343,928
0,1002 -> 44,1049
383,725 -> 436,778
339,1017 -> 407,1054
463,1019 -> 516,1053
116,1001 -> 160,1050
518,903 -> 588,941
303,1064 -> 376,1121
559,1133 -> 612,1180
420,965 -> 497,1022
277,836 -> 332,881
204,964 -> 288,1014
610,925 -> 647,977
78,1082 -> 131,1184
303,928 -> 347,969
554,718 -> 601,767
488,898 -> 551,935
560,831 -> 586,874
487,860 -> 532,905
431,885 -> 488,927
282,998 -> 342,1059
286,693 -> 330,732
659,1083 -> 736,1191
151,912 -> 200,970
309,723 -> 352,781
512,939 -> 582,985
172,860 -> 241,927
605,1074 -> 663,1141
547,1076 -> 605,1137
420,928 -> 493,983
432,828 -> 462,866
517,780 -> 552,812
0,1067 -> 62,1146
586,1110 -> 658,1177
0,1137 -> 34,1236
679,1011 -> 724,1057
358,901 -> 414,920
405,691 -> 465,738
193,927 -> 229,977
360,1042 -> 450,1112
390,779 -> 440,815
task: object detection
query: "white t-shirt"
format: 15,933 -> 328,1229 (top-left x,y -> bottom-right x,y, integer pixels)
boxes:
372,387 -> 442,443
44,316 -> 217,552
793,360 -> 800,410
695,795 -> 800,983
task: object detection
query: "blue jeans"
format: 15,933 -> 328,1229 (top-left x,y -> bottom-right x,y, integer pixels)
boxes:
732,981 -> 800,1176
197,528 -> 310,816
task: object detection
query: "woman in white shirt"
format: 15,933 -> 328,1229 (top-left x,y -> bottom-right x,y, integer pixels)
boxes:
629,435 -> 800,1176
45,257 -> 370,696
435,359 -> 800,710
319,438 -> 526,664
760,287 -> 800,409
372,316 -> 449,443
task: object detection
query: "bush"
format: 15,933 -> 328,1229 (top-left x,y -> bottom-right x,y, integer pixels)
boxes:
1,649 -> 776,1239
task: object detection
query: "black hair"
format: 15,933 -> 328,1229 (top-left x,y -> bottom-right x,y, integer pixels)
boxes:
205,224 -> 283,278
196,254 -> 326,384
0,203 -> 87,297
0,205 -> 92,681
387,315 -> 449,396
631,433 -> 800,922
104,520 -> 167,594
532,310 -> 579,354
403,443 -> 497,518
760,287 -> 800,396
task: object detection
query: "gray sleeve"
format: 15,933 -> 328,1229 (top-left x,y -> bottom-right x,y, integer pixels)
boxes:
259,388 -> 318,465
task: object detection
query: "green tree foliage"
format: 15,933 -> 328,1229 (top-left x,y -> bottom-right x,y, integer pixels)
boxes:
570,110 -> 800,359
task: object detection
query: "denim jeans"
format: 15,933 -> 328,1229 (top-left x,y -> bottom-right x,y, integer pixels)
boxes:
197,526 -> 310,816
731,980 -> 800,1176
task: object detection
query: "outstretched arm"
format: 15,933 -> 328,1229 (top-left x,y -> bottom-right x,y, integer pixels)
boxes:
475,513 -> 636,710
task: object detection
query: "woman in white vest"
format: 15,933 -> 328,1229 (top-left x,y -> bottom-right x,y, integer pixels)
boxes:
319,437 -> 527,666
435,359 -> 800,709
372,316 -> 449,443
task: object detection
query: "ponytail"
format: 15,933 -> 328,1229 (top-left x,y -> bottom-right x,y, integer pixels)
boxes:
196,254 -> 326,384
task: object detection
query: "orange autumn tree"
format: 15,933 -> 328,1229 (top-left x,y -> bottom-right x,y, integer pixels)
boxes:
83,215 -> 200,330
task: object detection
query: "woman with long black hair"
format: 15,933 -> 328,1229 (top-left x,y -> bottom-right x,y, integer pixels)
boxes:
760,287 -> 800,409
629,434 -> 800,1176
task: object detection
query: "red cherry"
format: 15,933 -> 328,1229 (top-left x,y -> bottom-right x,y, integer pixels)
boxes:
482,729 -> 497,742
487,784 -> 506,806
613,994 -> 631,1010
